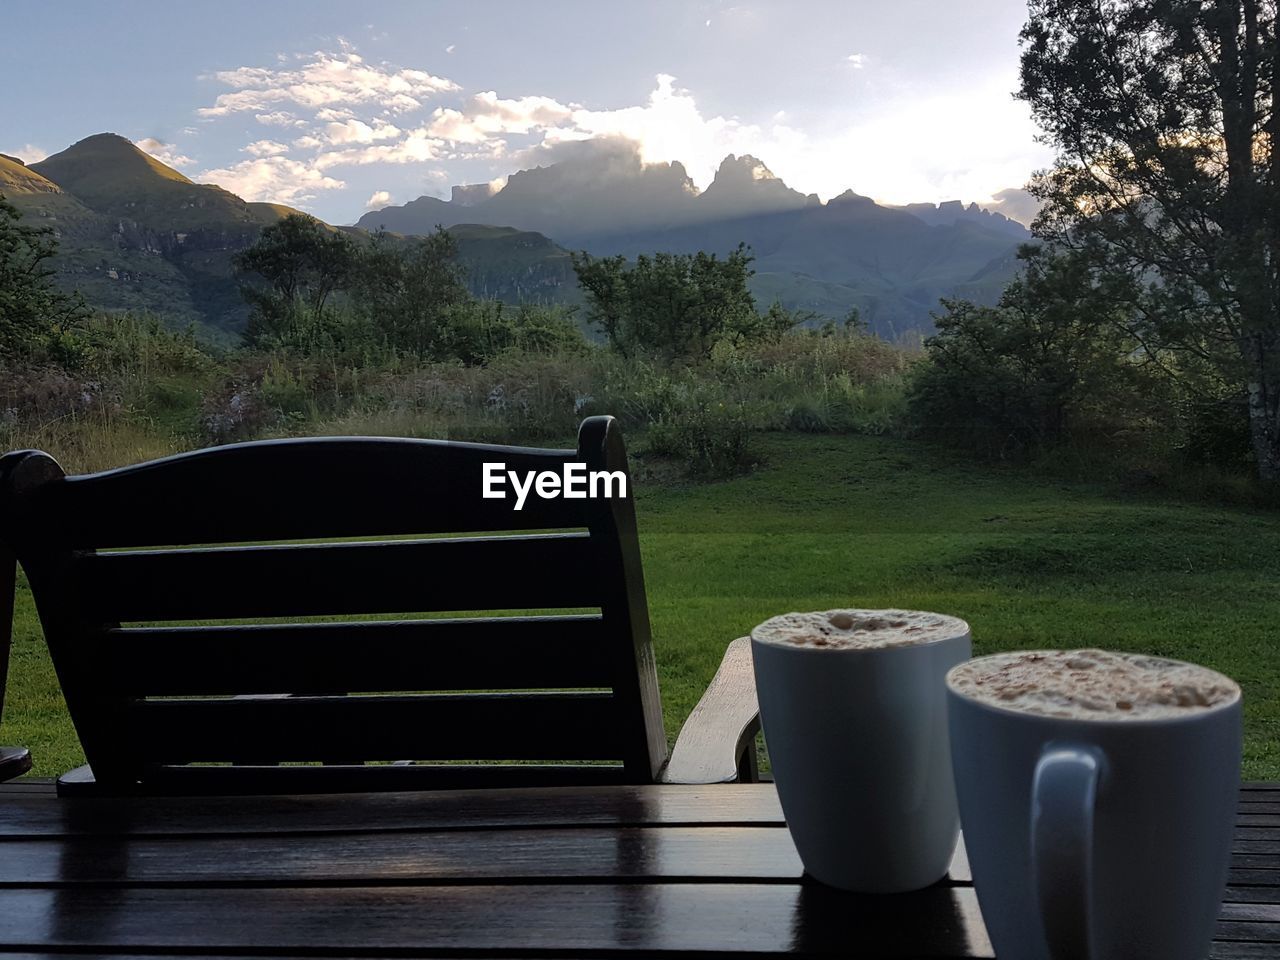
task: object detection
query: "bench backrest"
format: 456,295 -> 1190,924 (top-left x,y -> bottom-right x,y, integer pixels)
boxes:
0,415 -> 667,794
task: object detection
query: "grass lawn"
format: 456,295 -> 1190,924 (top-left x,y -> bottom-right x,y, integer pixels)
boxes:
6,432 -> 1279,779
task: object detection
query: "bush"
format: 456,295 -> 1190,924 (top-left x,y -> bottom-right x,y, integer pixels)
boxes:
644,401 -> 757,479
785,398 -> 830,433
908,249 -> 1158,456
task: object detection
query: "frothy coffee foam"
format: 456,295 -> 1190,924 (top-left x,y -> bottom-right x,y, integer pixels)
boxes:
948,649 -> 1239,720
752,609 -> 969,650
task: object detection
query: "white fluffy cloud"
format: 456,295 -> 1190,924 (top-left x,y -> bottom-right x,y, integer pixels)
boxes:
365,190 -> 392,209
198,52 -> 458,118
195,156 -> 344,206
135,137 -> 195,168
428,92 -> 575,143
314,129 -> 445,170
546,74 -> 790,190
244,139 -> 290,157
254,111 -> 306,127
315,107 -> 355,122
321,118 -> 402,145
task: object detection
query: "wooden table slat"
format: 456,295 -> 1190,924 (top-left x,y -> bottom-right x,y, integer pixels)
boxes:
0,884 -> 995,958
0,780 -> 1275,957
0,827 -> 805,886
0,784 -> 787,838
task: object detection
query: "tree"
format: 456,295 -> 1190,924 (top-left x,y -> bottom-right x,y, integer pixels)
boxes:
571,244 -> 782,361
1019,0 -> 1280,481
0,193 -> 87,359
350,227 -> 472,358
910,246 -> 1157,451
233,214 -> 355,346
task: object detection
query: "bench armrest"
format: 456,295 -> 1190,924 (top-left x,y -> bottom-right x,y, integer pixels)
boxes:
0,747 -> 30,782
661,636 -> 761,784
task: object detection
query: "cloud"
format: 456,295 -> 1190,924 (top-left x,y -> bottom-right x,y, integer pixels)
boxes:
195,156 -> 344,206
134,138 -> 195,168
427,91 -> 575,144
321,118 -> 402,145
2,143 -> 48,164
983,186 -> 1042,227
365,190 -> 392,209
198,52 -> 459,118
541,74 -> 783,189
244,139 -> 290,157
254,111 -> 306,127
314,129 -> 445,169
199,54 -> 1050,217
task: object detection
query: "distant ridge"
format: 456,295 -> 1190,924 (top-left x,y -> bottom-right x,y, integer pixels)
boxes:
356,143 -> 1031,337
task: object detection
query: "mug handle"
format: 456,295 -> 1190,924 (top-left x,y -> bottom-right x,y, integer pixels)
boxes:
1031,746 -> 1102,960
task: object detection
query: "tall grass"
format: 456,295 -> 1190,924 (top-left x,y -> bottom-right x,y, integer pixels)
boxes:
3,323 -> 916,476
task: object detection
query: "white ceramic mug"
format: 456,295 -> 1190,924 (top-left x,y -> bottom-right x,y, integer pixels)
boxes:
947,651 -> 1241,959
750,609 -> 971,892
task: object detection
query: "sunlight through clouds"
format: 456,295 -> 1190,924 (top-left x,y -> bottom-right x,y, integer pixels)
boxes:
193,40 -> 1050,216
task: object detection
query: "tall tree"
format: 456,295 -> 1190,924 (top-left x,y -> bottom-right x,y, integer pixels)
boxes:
1019,0 -> 1280,481
350,228 -> 471,358
233,214 -> 355,346
0,193 -> 87,359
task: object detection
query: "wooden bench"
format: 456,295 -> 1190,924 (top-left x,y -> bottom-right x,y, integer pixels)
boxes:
0,415 -> 759,795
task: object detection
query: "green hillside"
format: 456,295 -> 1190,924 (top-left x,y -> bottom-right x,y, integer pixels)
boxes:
7,134 -> 302,335
0,153 -> 63,196
31,134 -> 277,231
448,224 -> 583,306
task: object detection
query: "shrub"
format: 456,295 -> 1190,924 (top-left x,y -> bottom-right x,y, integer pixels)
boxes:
908,249 -> 1158,455
644,401 -> 757,479
786,398 -> 830,433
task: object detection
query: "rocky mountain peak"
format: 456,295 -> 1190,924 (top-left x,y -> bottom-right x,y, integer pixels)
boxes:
709,154 -> 786,189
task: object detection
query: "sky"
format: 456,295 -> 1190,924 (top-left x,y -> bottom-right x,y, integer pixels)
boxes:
1,1 -> 1054,225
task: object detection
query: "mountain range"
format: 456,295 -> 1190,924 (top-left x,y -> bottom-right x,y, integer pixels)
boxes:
3,133 -> 1032,341
362,149 -> 1031,339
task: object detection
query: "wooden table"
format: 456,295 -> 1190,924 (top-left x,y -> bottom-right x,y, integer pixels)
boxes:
0,780 -> 1275,958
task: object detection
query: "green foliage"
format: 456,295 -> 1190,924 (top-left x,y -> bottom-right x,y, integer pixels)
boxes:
572,244 -> 794,361
1019,0 -> 1280,480
0,193 -> 89,359
909,247 -> 1157,453
644,400 -> 756,479
233,214 -> 356,348
349,228 -> 471,358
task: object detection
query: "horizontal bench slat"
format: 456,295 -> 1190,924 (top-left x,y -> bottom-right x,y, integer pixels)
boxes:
76,534 -> 601,622
105,615 -> 614,696
29,437 -> 590,547
129,692 -> 624,763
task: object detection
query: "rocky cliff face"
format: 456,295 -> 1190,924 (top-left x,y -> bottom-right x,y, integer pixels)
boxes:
696,154 -> 818,219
